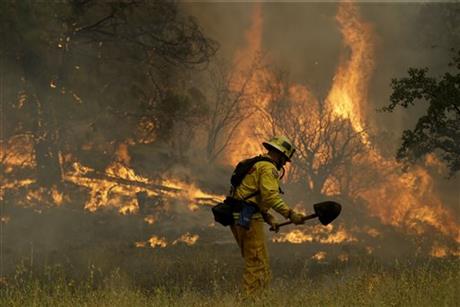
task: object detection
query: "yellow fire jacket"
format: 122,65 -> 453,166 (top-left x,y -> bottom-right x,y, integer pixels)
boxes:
232,155 -> 291,221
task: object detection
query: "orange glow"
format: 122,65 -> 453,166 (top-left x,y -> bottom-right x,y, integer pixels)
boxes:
51,185 -> 64,206
366,246 -> 374,254
273,224 -> 357,245
338,253 -> 349,262
172,233 -> 199,246
323,1 -> 460,245
225,3 -> 276,165
64,161 -> 157,213
22,185 -> 66,207
146,235 -> 168,248
326,0 -> 374,135
0,135 -> 36,172
311,251 -> 327,261
144,215 -> 156,225
1,1 -> 458,256
61,143 -> 224,213
429,241 -> 460,258
0,216 -> 10,224
136,233 -> 199,249
134,242 -> 147,248
161,178 -> 224,211
364,227 -> 381,238
0,179 -> 35,200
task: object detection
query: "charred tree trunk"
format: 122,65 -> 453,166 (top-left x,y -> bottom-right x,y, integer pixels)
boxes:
22,47 -> 63,188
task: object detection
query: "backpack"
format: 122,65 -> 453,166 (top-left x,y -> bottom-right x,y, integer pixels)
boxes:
212,156 -> 275,227
230,155 -> 274,190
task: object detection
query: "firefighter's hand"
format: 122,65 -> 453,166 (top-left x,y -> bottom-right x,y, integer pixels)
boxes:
263,213 -> 280,232
269,223 -> 280,233
289,210 -> 306,225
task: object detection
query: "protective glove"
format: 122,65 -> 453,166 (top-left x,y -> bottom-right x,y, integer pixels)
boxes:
289,210 -> 306,225
262,212 -> 280,233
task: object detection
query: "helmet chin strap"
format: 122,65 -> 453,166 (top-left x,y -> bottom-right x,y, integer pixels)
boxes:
274,159 -> 281,170
279,166 -> 286,180
277,155 -> 289,172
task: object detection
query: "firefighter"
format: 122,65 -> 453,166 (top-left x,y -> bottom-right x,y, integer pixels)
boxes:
230,135 -> 306,296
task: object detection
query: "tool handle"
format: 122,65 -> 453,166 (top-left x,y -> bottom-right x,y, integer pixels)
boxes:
269,213 -> 317,231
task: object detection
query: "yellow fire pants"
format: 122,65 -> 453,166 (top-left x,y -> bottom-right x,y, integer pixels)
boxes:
231,219 -> 271,296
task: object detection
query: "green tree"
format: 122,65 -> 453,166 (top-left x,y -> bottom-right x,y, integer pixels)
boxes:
383,50 -> 460,175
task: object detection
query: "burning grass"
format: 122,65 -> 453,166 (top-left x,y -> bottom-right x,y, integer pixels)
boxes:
1,250 -> 458,307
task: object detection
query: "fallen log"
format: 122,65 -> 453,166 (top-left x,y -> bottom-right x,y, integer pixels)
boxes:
65,170 -> 181,193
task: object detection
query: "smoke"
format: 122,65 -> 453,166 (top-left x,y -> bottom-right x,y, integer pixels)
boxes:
183,1 -> 460,254
187,2 -> 458,132
1,1 -> 459,279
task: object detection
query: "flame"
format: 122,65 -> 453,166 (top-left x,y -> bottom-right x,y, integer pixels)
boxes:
424,153 -> 448,174
0,179 -> 36,200
0,134 -> 36,172
62,142 -> 223,214
172,232 -> 199,246
136,233 -> 199,249
50,186 -> 64,205
364,227 -> 381,238
64,161 -> 158,213
66,161 -> 212,214
360,164 -> 460,242
61,139 -> 220,214
1,216 -> 10,224
136,118 -> 156,144
326,0 -> 374,135
430,242 -> 460,258
311,251 -> 327,261
431,244 -> 448,258
146,235 -> 168,248
324,1 -> 460,244
115,142 -> 132,166
338,253 -> 349,262
22,185 -> 66,207
144,215 -> 156,225
226,1 -> 459,247
134,242 -> 147,248
273,224 -> 357,244
1,1 -> 458,256
161,178 -> 224,211
225,3 -> 277,165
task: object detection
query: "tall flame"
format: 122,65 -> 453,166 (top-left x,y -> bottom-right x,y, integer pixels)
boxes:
220,1 -> 460,250
326,0 -> 375,134
325,1 -> 459,244
1,1 -> 459,257
225,3 -> 276,165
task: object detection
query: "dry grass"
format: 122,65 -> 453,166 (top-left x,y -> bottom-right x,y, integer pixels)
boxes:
1,245 -> 458,307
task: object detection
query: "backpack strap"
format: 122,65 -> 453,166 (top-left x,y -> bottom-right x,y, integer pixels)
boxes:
230,155 -> 277,201
242,190 -> 260,201
239,157 -> 275,201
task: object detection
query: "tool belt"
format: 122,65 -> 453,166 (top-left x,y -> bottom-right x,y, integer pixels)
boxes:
212,192 -> 260,228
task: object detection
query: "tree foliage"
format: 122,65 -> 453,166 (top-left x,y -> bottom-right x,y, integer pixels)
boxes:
0,1 -> 217,184
383,50 -> 460,175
